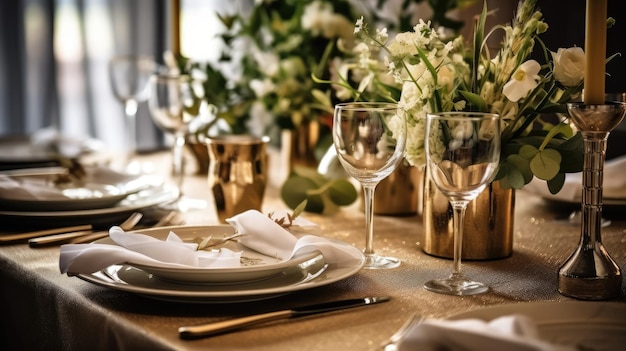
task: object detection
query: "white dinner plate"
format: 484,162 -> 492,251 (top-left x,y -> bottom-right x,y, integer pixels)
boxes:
94,225 -> 326,284
75,236 -> 365,303
0,184 -> 177,227
447,301 -> 626,350
0,166 -> 150,211
0,136 -> 61,168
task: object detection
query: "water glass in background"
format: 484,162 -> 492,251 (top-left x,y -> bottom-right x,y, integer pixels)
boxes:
109,55 -> 158,159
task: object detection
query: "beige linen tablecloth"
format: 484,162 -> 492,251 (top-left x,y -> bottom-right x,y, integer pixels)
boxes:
0,150 -> 624,351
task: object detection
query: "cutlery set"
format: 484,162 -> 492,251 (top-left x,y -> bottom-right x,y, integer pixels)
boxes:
1,211 -> 180,246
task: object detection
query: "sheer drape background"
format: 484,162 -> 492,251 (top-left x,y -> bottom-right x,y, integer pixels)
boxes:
0,0 -> 167,152
1,0 -> 624,155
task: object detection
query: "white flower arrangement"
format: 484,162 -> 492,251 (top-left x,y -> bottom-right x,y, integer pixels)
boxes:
333,0 -> 619,193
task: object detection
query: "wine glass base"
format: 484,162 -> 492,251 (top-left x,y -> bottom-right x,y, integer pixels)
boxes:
424,275 -> 489,296
363,254 -> 400,269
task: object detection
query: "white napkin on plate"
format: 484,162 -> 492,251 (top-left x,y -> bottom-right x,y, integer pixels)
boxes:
59,209 -> 362,274
525,155 -> 626,202
394,315 -> 575,351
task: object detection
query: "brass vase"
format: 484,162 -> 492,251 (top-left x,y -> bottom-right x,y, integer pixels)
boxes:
372,162 -> 422,216
206,135 -> 270,223
422,172 -> 514,260
185,141 -> 210,175
281,119 -> 320,172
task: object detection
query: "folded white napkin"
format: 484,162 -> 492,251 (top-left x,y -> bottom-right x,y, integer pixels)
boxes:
31,127 -> 103,157
394,315 -> 575,351
59,209 -> 362,274
525,155 -> 626,201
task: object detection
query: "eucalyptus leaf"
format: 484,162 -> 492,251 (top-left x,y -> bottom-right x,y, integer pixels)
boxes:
506,154 -> 533,184
498,167 -> 525,190
292,166 -> 329,186
547,172 -> 566,194
328,180 -> 358,206
281,167 -> 357,214
529,148 -> 561,180
518,144 -> 539,159
281,176 -> 317,209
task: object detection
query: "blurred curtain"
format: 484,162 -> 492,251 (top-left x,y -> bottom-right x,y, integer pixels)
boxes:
0,0 -> 167,152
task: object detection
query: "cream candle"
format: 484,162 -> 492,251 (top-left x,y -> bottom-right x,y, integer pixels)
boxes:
171,0 -> 181,56
583,0 -> 608,104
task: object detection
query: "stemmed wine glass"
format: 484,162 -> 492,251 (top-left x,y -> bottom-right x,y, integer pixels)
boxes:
108,55 -> 157,161
333,102 -> 407,269
147,73 -> 207,211
423,112 -> 500,295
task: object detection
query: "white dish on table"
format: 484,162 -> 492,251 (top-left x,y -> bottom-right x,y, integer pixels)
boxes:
447,301 -> 626,351
0,183 -> 176,227
93,225 -> 326,285
75,227 -> 365,303
0,166 -> 152,211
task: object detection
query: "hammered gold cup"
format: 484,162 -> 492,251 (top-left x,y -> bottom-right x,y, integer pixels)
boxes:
206,135 -> 270,223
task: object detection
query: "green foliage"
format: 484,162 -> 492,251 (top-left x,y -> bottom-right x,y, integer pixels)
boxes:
281,166 -> 358,214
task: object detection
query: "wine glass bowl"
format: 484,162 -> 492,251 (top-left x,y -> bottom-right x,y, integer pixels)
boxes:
423,112 -> 500,295
147,73 -> 206,211
108,55 -> 157,156
333,102 -> 406,269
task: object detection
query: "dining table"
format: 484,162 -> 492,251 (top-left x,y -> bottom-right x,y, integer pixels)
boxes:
0,147 -> 625,351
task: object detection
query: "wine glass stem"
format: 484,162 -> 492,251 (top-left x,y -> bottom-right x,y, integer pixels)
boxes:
450,200 -> 468,276
172,131 -> 186,194
362,184 -> 376,256
124,99 -> 139,155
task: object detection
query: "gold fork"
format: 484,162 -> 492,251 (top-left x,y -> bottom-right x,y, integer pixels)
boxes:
67,210 -> 181,244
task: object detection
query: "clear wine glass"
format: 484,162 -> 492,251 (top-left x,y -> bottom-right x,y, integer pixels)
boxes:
333,102 -> 407,269
423,112 -> 501,295
108,55 -> 157,161
147,73 -> 207,211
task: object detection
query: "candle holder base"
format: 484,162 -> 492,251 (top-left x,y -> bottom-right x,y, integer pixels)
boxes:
558,244 -> 622,300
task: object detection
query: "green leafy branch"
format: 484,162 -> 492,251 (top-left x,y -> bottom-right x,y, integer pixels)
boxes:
281,166 -> 358,214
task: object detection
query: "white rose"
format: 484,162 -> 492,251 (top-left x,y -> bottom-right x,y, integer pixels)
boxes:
551,47 -> 585,87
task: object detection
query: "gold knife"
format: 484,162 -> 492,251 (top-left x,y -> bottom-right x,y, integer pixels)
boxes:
178,296 -> 391,339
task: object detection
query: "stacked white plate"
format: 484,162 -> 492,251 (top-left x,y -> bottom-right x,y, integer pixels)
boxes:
0,165 -> 175,227
76,225 -> 366,303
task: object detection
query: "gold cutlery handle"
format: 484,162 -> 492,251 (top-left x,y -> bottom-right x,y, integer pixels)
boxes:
0,224 -> 92,244
29,230 -> 95,247
68,231 -> 110,244
179,310 -> 292,339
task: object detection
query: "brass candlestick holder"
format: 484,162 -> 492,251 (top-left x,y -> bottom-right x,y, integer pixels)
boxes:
558,101 -> 626,300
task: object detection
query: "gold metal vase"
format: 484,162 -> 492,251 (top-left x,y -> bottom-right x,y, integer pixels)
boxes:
422,172 -> 514,260
206,135 -> 270,223
281,119 -> 320,171
372,162 -> 422,216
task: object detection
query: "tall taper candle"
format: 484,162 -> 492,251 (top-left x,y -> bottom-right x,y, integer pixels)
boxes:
171,0 -> 181,56
583,0 -> 607,104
